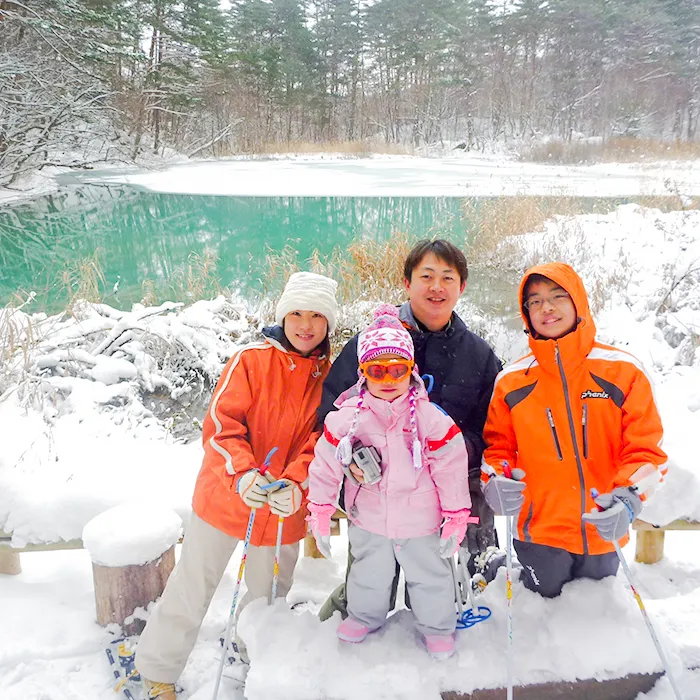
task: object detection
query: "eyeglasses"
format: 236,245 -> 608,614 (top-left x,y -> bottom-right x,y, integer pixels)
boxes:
359,359 -> 414,383
523,291 -> 571,312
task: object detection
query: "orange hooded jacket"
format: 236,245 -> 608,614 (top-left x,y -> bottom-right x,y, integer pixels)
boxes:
192,330 -> 330,547
482,262 -> 667,555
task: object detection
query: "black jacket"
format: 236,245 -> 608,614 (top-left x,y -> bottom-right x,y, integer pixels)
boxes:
318,302 -> 502,552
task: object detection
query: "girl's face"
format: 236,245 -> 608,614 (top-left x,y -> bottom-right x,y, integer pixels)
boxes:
284,310 -> 328,356
363,353 -> 413,401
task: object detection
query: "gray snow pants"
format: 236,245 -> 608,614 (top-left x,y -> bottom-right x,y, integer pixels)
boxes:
514,539 -> 619,598
346,525 -> 456,636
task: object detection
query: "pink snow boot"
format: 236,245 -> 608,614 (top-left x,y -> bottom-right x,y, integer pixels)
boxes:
336,617 -> 370,643
424,633 -> 455,660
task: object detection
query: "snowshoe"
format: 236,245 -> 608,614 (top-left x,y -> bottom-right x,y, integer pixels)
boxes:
106,635 -> 182,700
144,680 -> 177,699
472,545 -> 507,590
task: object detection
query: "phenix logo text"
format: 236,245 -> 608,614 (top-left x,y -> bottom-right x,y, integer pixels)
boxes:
581,389 -> 610,400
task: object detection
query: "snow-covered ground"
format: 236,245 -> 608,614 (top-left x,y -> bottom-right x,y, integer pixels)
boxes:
80,153 -> 700,197
1,160 -> 700,699
4,152 -> 700,205
1,526 -> 700,700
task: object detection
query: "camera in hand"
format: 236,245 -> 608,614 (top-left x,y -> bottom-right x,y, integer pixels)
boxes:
351,445 -> 382,485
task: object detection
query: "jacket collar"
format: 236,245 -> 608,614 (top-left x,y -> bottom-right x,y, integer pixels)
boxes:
519,263 -> 596,375
398,301 -> 463,338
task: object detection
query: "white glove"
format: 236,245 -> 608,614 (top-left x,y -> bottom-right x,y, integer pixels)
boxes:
582,487 -> 642,541
315,534 -> 332,559
267,479 -> 303,517
236,470 -> 273,509
482,468 -> 526,516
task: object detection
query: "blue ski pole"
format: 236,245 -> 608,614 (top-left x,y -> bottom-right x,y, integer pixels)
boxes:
211,447 -> 278,700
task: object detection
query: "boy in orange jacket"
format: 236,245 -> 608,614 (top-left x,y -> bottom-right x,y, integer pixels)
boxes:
481,262 -> 667,597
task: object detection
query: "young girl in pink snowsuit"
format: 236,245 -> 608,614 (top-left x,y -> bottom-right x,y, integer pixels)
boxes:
307,305 -> 475,660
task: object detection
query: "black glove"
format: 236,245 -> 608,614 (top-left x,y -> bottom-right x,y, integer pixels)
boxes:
461,474 -> 497,554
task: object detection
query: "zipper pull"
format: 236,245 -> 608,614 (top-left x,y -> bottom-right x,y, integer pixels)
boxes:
546,407 -> 564,460
546,407 -> 555,428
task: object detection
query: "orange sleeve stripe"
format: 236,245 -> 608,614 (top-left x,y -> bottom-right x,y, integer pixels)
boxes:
427,423 -> 461,452
323,425 -> 340,447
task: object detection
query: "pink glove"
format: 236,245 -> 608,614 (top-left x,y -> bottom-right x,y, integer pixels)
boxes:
439,509 -> 479,559
306,502 -> 336,559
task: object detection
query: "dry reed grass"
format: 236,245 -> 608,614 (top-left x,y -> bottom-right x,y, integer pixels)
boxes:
0,293 -> 39,398
464,196 -> 595,261
635,193 -> 699,211
59,251 -> 106,308
265,231 -> 414,306
248,140 -> 410,156
519,137 -> 700,164
264,231 -> 416,355
167,250 -> 224,302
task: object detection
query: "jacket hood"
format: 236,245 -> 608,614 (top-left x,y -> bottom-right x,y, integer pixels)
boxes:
519,262 -> 596,370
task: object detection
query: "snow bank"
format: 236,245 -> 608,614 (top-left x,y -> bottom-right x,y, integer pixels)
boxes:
0,396 -> 200,547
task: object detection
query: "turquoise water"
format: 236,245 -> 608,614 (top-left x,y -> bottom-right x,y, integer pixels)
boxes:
0,186 -> 470,311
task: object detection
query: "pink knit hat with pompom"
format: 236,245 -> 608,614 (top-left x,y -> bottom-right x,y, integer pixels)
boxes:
335,304 -> 424,472
357,304 -> 414,363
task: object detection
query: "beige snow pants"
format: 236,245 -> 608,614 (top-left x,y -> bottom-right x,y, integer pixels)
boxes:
135,512 -> 299,683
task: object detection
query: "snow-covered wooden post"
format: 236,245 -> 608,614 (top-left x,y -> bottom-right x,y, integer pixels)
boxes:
83,503 -> 182,636
0,548 -> 21,575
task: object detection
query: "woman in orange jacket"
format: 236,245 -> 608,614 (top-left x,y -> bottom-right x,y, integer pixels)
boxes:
136,272 -> 338,699
481,262 -> 666,598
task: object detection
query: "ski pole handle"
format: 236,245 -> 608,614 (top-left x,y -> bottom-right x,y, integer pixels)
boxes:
259,446 -> 279,476
502,461 -> 513,479
259,479 -> 287,492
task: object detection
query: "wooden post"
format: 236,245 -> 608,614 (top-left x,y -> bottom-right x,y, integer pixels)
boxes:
0,549 -> 21,575
92,546 -> 175,636
304,532 -> 324,558
304,510 -> 344,558
634,529 -> 665,565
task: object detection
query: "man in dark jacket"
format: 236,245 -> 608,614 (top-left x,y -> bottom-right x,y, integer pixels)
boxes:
318,239 -> 502,620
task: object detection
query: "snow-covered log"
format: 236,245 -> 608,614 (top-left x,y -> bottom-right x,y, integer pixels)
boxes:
83,504 -> 182,635
91,547 -> 175,636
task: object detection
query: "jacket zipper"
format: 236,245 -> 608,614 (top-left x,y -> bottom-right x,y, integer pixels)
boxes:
555,345 -> 589,555
546,408 -> 563,460
582,403 -> 588,459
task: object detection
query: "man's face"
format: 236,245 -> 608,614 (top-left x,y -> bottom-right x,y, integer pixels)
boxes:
403,252 -> 466,331
524,278 -> 577,339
